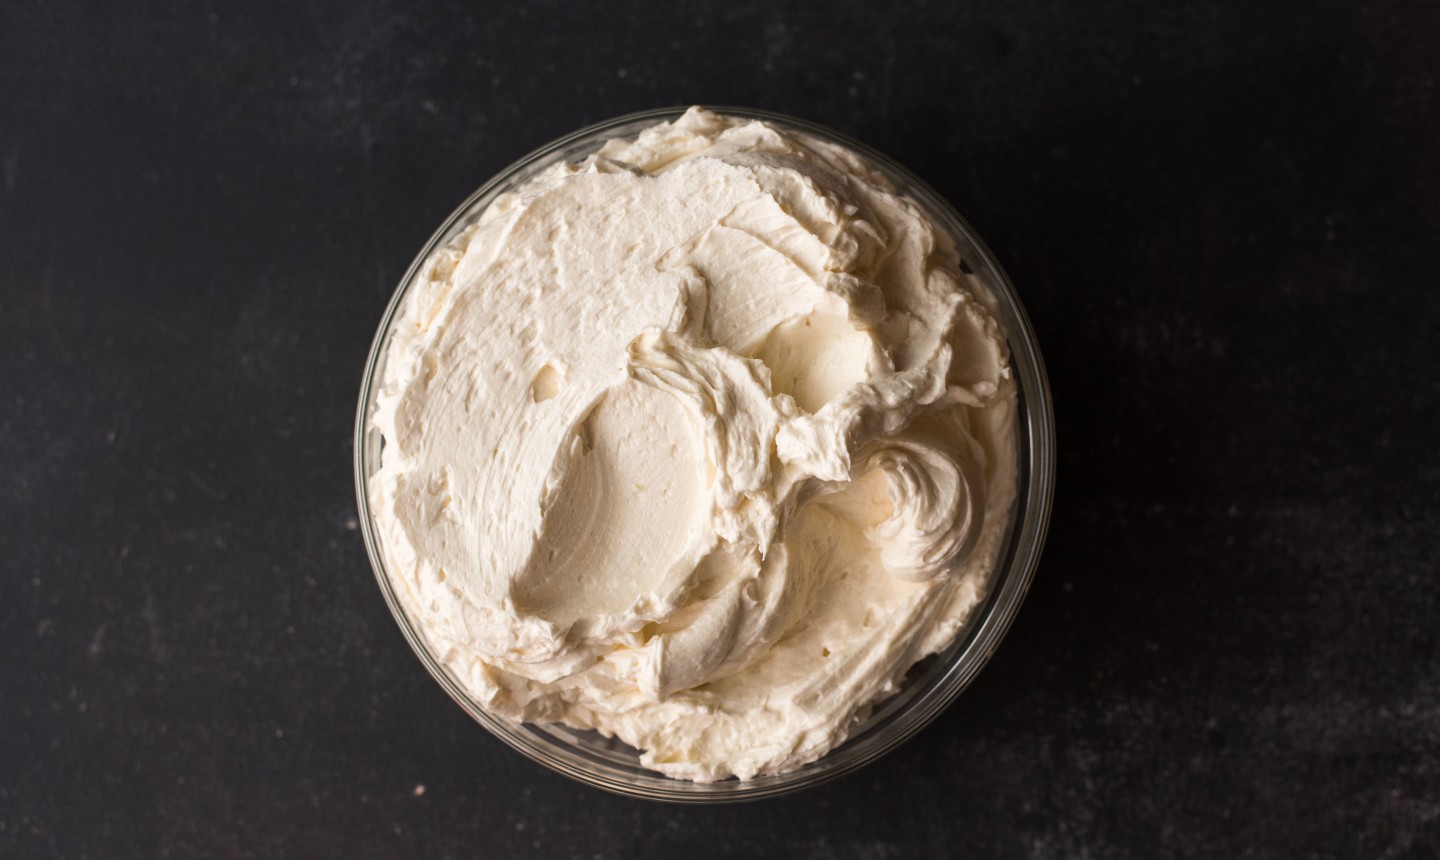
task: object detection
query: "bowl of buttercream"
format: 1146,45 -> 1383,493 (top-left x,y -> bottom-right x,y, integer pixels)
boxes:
355,106 -> 1054,801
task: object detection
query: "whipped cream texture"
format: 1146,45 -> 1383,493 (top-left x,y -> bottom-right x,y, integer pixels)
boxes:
370,108 -> 1018,781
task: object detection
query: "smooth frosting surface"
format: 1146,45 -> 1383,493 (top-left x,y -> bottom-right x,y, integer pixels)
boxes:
370,107 -> 1018,781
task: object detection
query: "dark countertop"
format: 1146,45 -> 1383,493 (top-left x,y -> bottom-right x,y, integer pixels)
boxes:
3,1 -> 1438,857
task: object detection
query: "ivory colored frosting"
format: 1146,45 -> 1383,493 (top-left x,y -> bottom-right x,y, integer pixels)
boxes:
370,107 -> 1018,781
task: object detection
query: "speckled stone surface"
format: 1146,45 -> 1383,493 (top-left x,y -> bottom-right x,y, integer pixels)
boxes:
2,1 -> 1438,857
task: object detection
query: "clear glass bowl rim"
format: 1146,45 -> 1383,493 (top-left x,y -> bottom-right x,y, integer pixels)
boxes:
354,105 -> 1056,803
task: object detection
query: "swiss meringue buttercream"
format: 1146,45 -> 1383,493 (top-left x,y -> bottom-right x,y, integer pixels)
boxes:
370,107 -> 1018,781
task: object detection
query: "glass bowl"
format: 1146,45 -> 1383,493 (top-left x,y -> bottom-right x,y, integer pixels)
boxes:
354,106 -> 1055,803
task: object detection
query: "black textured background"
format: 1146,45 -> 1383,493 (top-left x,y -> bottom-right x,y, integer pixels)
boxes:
3,1 -> 1438,857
